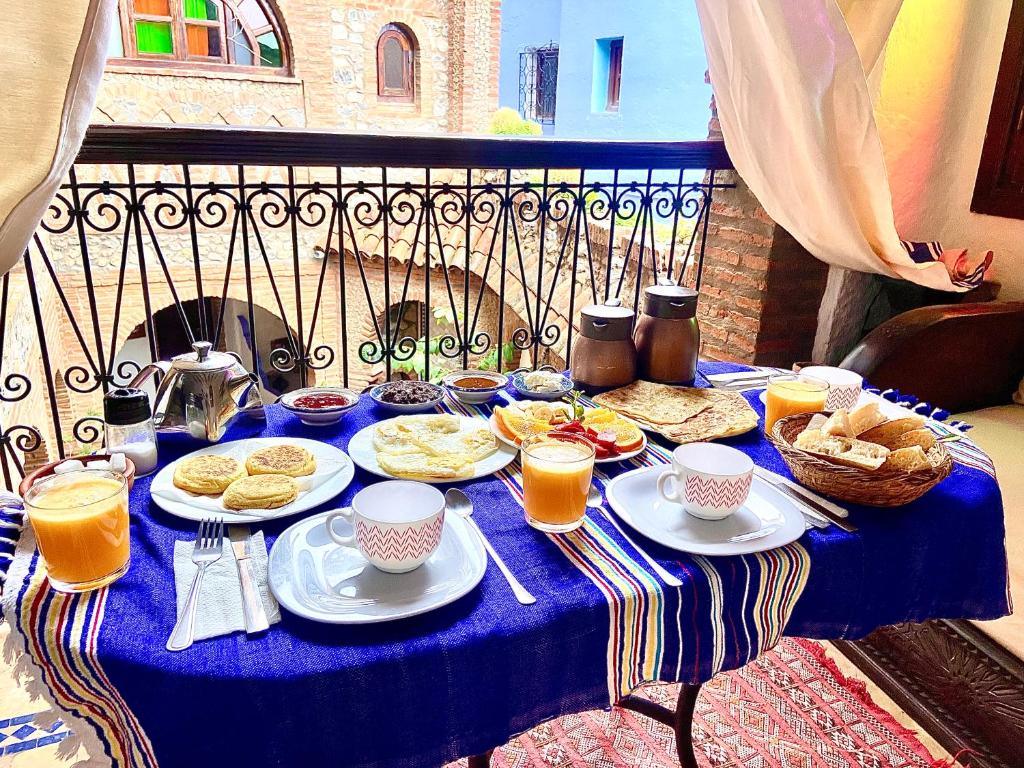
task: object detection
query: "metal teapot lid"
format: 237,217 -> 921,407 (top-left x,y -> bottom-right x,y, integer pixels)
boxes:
643,279 -> 698,319
579,299 -> 635,341
171,341 -> 237,372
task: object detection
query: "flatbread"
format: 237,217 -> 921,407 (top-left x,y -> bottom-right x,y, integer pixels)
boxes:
597,384 -> 758,444
592,381 -> 712,425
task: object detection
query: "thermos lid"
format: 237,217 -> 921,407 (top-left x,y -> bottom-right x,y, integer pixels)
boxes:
579,299 -> 635,341
172,341 -> 236,372
643,281 -> 698,319
103,387 -> 152,425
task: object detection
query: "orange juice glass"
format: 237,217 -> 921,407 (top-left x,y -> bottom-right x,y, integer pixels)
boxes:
764,374 -> 829,436
24,469 -> 130,593
520,433 -> 595,533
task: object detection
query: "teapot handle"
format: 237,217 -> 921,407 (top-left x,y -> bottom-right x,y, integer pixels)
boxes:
127,361 -> 171,389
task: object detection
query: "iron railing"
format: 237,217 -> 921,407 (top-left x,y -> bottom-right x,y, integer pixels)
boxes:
0,124 -> 733,490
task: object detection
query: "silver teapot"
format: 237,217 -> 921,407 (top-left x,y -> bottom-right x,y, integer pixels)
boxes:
129,341 -> 265,442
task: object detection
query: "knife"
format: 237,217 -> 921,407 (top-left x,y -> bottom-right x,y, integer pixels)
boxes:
229,525 -> 270,634
754,468 -> 857,533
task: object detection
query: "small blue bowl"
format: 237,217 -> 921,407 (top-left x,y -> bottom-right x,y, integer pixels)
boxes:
369,381 -> 445,414
511,372 -> 574,401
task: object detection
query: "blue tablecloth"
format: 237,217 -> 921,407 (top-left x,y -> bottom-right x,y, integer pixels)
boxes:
1,362 -> 1009,768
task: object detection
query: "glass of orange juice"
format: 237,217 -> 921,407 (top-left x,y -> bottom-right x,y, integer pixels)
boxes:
23,469 -> 130,593
520,433 -> 596,533
764,374 -> 829,436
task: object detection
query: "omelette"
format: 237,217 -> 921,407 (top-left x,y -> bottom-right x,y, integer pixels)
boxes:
373,414 -> 498,480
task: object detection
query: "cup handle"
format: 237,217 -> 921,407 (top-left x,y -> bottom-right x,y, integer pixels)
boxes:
657,470 -> 682,504
326,507 -> 356,546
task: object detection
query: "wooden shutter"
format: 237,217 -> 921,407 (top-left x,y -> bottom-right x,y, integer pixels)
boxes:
972,0 -> 1024,218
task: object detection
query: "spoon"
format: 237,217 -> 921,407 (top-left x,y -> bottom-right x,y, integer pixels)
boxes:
445,489 -> 536,605
586,486 -> 683,588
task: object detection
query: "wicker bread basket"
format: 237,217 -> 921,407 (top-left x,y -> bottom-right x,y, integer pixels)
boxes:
768,412 -> 953,507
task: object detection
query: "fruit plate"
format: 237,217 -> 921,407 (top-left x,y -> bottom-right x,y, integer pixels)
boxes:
487,414 -> 647,464
348,415 -> 518,484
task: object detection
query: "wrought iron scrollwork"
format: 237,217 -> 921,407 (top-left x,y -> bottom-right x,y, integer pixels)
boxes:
0,128 -> 732,489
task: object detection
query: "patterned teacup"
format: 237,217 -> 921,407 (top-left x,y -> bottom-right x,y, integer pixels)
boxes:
800,366 -> 863,412
657,443 -> 754,520
326,481 -> 445,573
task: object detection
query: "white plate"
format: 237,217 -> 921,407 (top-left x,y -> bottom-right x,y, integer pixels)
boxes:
150,437 -> 354,523
487,414 -> 647,464
347,415 -> 518,484
605,465 -> 805,556
268,509 -> 486,624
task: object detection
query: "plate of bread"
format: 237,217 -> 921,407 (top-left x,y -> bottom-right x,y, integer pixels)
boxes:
768,402 -> 953,507
348,414 -> 518,483
592,380 -> 759,444
151,437 -> 354,523
490,401 -> 646,462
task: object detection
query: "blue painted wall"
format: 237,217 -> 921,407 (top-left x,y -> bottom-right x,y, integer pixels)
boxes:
498,0 -> 711,142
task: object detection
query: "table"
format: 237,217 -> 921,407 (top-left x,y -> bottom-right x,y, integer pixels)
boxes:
1,363 -> 1010,768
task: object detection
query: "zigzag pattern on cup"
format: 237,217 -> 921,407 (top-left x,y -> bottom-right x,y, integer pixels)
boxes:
684,474 -> 752,508
356,515 -> 444,561
826,387 -> 861,411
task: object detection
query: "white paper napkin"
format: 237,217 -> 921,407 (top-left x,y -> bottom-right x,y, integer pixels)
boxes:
173,530 -> 281,641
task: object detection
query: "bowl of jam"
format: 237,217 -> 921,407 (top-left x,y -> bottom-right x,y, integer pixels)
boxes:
279,387 -> 360,426
441,370 -> 509,404
368,380 -> 445,414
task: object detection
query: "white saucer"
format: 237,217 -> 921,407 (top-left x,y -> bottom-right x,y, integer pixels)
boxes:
268,509 -> 486,624
605,465 -> 805,556
347,415 -> 518,484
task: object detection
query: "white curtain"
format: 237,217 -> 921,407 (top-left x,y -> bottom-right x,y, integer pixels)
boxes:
694,0 -> 980,291
0,0 -> 114,277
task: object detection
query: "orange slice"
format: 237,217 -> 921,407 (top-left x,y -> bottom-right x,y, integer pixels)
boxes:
494,407 -> 554,445
582,411 -> 644,452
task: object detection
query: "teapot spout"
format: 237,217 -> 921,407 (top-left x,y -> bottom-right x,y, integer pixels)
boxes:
228,372 -> 266,419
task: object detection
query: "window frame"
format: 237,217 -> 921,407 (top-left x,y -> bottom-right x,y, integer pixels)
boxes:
110,0 -> 291,76
972,0 -> 1024,218
376,24 -> 416,103
606,38 -> 623,112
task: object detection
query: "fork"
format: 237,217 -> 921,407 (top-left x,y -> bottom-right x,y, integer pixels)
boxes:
167,518 -> 224,652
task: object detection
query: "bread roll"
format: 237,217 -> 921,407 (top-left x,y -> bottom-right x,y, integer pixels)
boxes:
822,409 -> 853,437
794,429 -> 890,470
859,416 -> 927,447
847,402 -> 888,436
883,445 -> 931,472
887,428 -> 937,452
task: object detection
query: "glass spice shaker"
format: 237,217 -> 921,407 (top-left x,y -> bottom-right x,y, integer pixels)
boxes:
103,387 -> 159,477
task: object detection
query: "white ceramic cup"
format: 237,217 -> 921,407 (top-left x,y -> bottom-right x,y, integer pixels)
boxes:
326,480 -> 445,573
657,442 -> 754,520
799,365 -> 863,412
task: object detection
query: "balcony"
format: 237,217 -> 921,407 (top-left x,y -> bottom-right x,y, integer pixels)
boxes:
0,125 -> 733,489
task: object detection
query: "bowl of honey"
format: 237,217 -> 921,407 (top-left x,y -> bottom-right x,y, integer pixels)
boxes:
441,370 -> 509,404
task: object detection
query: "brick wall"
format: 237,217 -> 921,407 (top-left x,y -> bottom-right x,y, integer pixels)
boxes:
95,0 -> 502,134
697,99 -> 829,365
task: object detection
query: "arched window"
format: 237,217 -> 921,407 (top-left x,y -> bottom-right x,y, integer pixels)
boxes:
376,24 -> 415,102
110,0 -> 290,74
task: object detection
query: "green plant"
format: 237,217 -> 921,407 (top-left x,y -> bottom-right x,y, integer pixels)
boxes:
489,107 -> 542,136
476,342 -> 516,372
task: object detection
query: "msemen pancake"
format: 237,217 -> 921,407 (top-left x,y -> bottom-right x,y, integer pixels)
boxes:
223,473 -> 299,510
246,444 -> 316,477
173,455 -> 247,495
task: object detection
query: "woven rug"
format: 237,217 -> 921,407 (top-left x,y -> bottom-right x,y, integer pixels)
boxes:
449,639 -> 943,768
